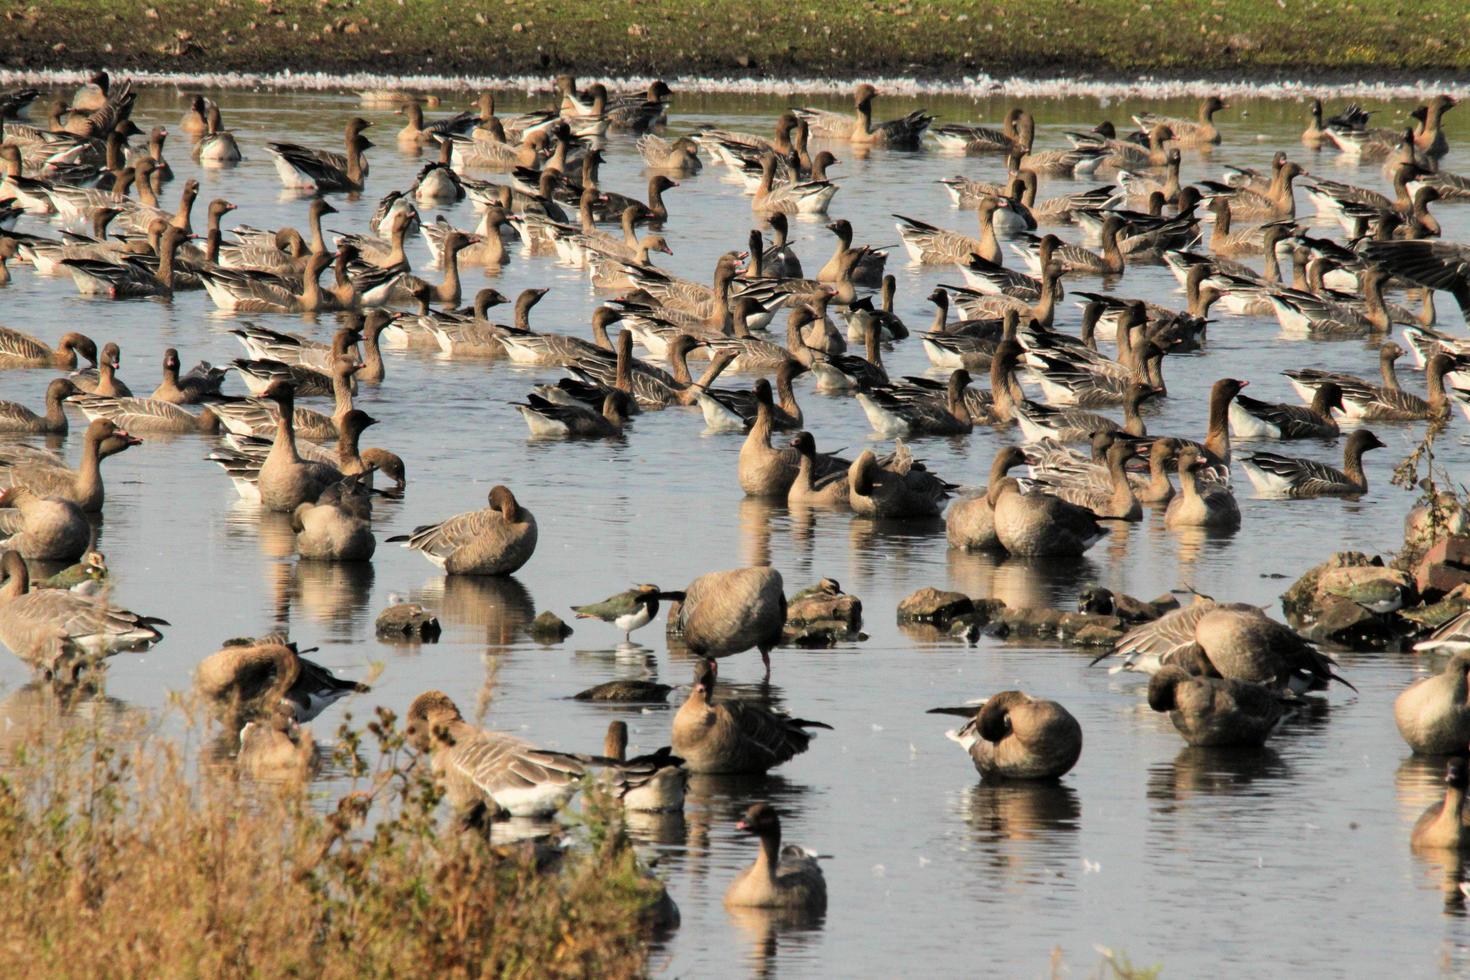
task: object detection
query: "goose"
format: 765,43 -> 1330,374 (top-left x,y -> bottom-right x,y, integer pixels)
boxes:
420,287 -> 521,357
857,368 -> 974,436
930,691 -> 1083,780
635,134 -> 702,175
0,329 -> 96,370
0,550 -> 165,678
1032,439 -> 1142,521
1204,160 -> 1305,221
0,418 -> 138,513
758,212 -> 803,278
1302,98 -> 1370,147
1284,342 -> 1404,416
406,690 -> 588,819
1360,238 -> 1470,325
253,382 -> 344,512
1146,666 -> 1287,747
809,313 -> 889,391
1239,429 -> 1384,498
196,636 -> 369,722
845,275 -> 908,341
1266,266 -> 1392,336
847,448 -> 950,519
601,722 -> 687,813
988,477 -> 1109,556
513,389 -> 631,439
671,659 -> 830,772
69,393 -> 218,435
573,680 -> 674,703
725,804 -> 827,911
819,217 -> 886,287
0,378 -> 77,434
209,358 -> 358,443
499,307 -> 623,367
0,486 -> 92,562
265,118 -> 372,192
573,332 -> 736,411
667,566 -> 788,675
389,485 -> 536,576
1205,197 -> 1270,257
201,254 -> 337,315
931,107 -> 1024,154
895,198 -> 1000,265
699,364 -> 806,433
1304,352 -> 1455,422
572,583 -> 673,642
193,102 -> 241,165
1413,94 -> 1456,161
238,705 -> 317,781
1014,379 -> 1159,444
946,446 -> 1027,551
395,100 -> 475,146
1096,599 -> 1350,692
1164,446 -> 1239,528
1412,759 -> 1470,851
292,480 -> 376,562
1134,96 -> 1227,146
787,432 -> 851,509
1017,216 -> 1125,276
409,138 -> 466,204
1229,382 -> 1342,440
795,83 -> 931,148
739,383 -> 846,496
1394,652 -> 1470,754
752,151 -> 838,214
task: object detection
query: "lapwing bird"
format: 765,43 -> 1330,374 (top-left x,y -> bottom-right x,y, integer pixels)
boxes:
572,583 -> 669,642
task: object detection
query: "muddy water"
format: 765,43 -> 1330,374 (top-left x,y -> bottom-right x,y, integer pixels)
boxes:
0,86 -> 1466,976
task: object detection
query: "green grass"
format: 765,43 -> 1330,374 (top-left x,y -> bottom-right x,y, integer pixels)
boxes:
3,0 -> 1469,78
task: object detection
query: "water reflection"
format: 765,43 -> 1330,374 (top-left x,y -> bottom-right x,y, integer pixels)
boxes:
1148,745 -> 1289,804
727,903 -> 827,980
0,681 -> 138,760
414,574 -> 536,647
961,780 -> 1082,882
285,559 -> 376,636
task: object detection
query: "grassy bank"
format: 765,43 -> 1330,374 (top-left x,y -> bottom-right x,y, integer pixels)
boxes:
1,0 -> 1468,81
0,702 -> 661,977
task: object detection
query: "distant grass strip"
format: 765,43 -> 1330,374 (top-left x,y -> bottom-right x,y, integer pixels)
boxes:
2,0 -> 1468,80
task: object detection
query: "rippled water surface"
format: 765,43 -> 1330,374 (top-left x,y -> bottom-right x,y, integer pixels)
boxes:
2,86 -> 1469,976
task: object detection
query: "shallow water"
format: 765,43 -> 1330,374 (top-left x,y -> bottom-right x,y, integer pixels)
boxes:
1,85 -> 1468,976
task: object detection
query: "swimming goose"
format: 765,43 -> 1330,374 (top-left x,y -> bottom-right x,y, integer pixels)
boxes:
209,358 -> 357,443
946,446 -> 1027,551
1015,379 -> 1159,444
574,331 -> 736,410
238,704 -> 316,781
1360,239 -> 1470,325
1164,447 -> 1239,528
63,342 -> 126,396
601,722 -> 687,813
193,102 -> 241,165
1229,382 -> 1342,440
514,389 -> 631,439
1019,216 -> 1126,276
1413,94 -> 1456,161
196,636 -> 369,722
988,477 -> 1109,556
449,126 -> 549,172
0,550 -> 165,678
1134,96 -> 1227,146
847,447 -> 950,519
406,690 -> 588,819
752,151 -> 838,215
409,138 -> 466,204
1146,667 -> 1287,747
0,486 -> 92,562
795,83 -> 931,148
62,225 -> 189,299
395,100 -> 475,146
1302,98 -> 1369,147
725,803 -> 827,911
70,393 -> 218,435
1240,428 -> 1384,498
500,306 -> 623,367
292,478 -> 376,562
809,314 -> 888,392
573,583 -> 672,642
1306,351 -> 1454,422
818,217 -> 886,286
389,485 -> 537,576
671,659 -> 830,772
895,198 -> 999,265
1411,759 -> 1470,851
1207,160 -> 1306,221
0,329 -> 96,370
856,368 -> 974,436
1033,439 -> 1143,521
0,418 -> 138,513
1205,197 -> 1270,257
1395,652 -> 1470,755
932,107 -> 1024,154
930,691 -> 1083,780
739,383 -> 845,496
785,432 -> 851,509
0,378 -> 77,434
265,117 -> 372,192
254,382 -> 344,512
699,364 -> 807,432
636,134 -> 702,175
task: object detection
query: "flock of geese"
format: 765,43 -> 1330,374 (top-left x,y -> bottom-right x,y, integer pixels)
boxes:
3,70 -> 1470,914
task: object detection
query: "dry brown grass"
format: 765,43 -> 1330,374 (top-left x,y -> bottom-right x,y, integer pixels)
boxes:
0,701 -> 659,978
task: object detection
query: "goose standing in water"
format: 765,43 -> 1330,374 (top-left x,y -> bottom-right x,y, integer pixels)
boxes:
1394,652 -> 1470,754
988,477 -> 1110,557
930,691 -> 1083,780
390,485 -> 536,576
724,803 -> 827,912
671,659 -> 830,772
1146,666 -> 1288,747
667,566 -> 786,676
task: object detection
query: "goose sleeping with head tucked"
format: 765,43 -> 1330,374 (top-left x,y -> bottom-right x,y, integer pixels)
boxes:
930,691 -> 1082,780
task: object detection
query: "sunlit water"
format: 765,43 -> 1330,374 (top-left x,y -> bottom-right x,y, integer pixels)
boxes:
0,87 -> 1467,976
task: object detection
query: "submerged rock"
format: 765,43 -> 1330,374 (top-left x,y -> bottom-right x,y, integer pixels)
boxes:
375,602 -> 441,641
896,587 -> 972,625
529,611 -> 573,643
